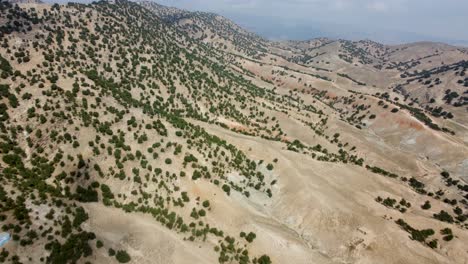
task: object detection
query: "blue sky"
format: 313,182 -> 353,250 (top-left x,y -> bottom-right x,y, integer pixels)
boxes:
155,0 -> 468,45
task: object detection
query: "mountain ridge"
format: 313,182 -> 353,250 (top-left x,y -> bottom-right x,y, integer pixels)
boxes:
0,0 -> 467,263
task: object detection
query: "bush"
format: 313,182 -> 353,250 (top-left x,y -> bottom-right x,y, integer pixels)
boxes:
115,250 -> 131,263
100,184 -> 114,199
440,228 -> 453,241
184,154 -> 197,163
73,207 -> 89,228
409,177 -> 425,190
192,170 -> 202,180
433,210 -> 454,223
198,209 -> 206,217
245,232 -> 256,243
421,201 -> 431,210
8,94 -> 18,108
382,197 -> 396,207
46,232 -> 95,264
2,154 -> 23,167
443,234 -> 453,241
222,184 -> 230,195
395,219 -> 434,242
427,239 -> 438,249
266,164 -> 273,170
0,55 -> 12,75
75,186 -> 98,203
440,171 -> 450,178
256,255 -> 272,264
96,240 -> 103,248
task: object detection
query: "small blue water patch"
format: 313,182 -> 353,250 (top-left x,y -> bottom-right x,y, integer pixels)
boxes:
0,233 -> 10,247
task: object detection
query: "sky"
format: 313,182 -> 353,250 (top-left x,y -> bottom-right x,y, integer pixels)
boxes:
154,0 -> 468,46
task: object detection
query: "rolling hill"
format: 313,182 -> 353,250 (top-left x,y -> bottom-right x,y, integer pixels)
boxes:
0,0 -> 467,263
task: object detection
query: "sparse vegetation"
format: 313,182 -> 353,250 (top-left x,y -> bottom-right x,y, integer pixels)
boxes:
0,1 -> 465,263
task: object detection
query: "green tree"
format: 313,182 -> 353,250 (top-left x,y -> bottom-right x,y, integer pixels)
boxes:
115,250 -> 131,263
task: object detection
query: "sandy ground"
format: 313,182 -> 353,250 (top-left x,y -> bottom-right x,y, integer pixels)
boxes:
78,121 -> 468,264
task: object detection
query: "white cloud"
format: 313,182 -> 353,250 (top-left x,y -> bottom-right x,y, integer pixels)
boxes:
331,0 -> 350,10
366,1 -> 388,12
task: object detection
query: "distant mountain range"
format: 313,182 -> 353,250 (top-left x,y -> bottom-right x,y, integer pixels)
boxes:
218,12 -> 468,47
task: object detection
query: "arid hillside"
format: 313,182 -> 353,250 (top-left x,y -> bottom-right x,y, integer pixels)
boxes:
0,1 -> 467,264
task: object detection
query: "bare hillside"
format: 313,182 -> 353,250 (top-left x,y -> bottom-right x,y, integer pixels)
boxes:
0,1 -> 466,264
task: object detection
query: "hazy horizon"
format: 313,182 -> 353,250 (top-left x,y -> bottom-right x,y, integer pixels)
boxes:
152,0 -> 468,46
